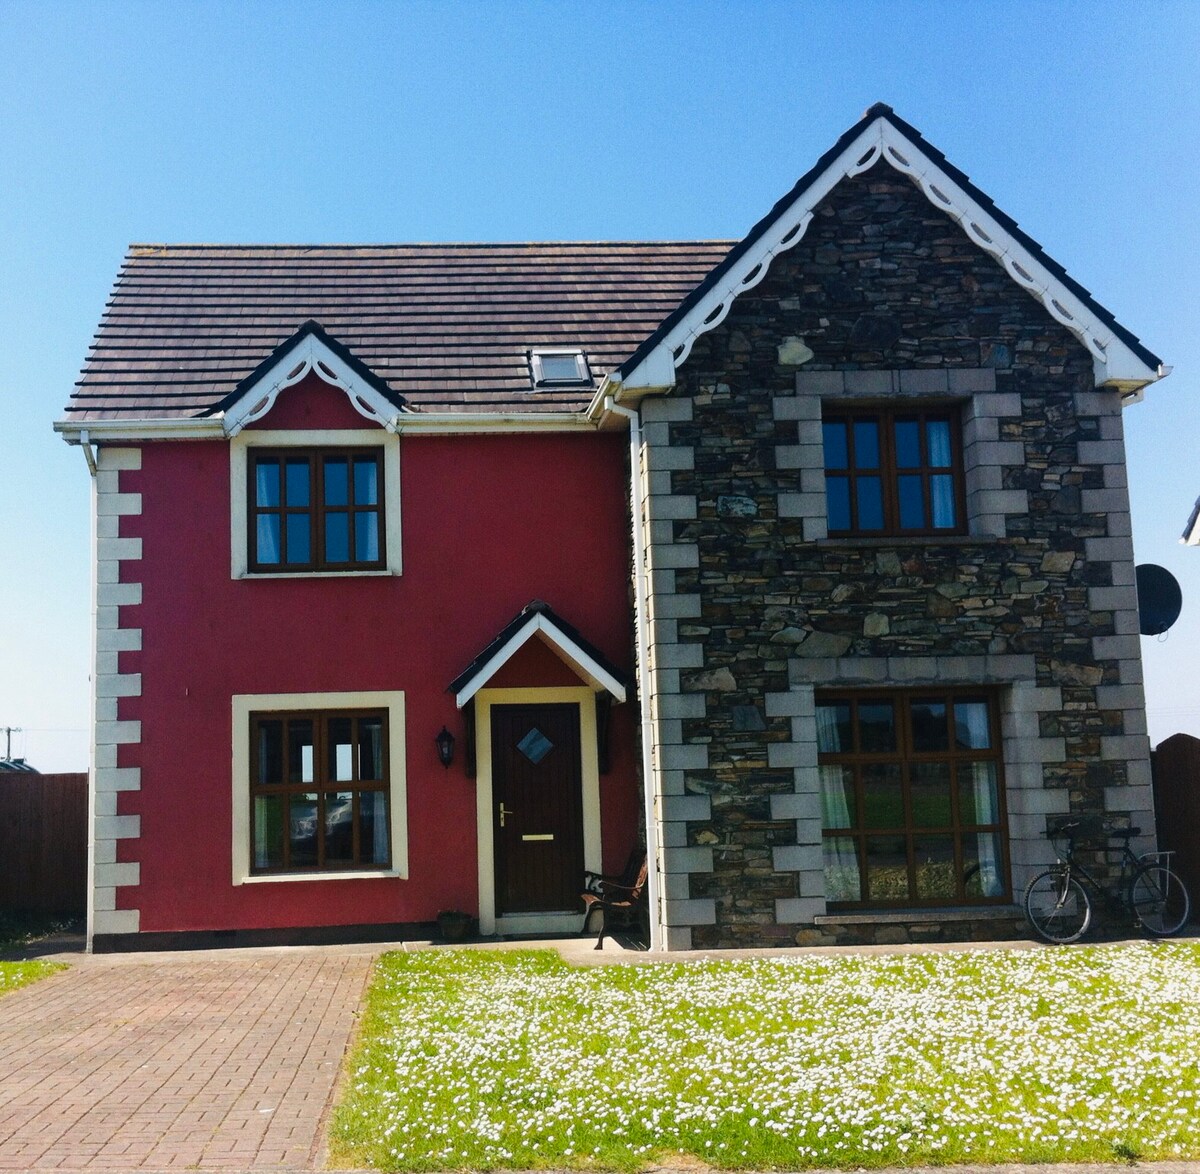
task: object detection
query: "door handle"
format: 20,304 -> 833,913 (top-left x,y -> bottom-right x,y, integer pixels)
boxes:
499,803 -> 513,827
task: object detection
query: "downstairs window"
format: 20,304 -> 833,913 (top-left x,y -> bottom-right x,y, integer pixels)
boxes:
249,709 -> 391,873
817,689 -> 1009,906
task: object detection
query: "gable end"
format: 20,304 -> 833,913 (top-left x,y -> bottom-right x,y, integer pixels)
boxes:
615,105 -> 1163,398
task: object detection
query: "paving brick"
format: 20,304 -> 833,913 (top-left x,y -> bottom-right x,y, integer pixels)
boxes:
0,951 -> 369,1169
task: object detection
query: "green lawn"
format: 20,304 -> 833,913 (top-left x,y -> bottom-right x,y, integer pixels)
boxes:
0,961 -> 63,995
331,942 -> 1200,1171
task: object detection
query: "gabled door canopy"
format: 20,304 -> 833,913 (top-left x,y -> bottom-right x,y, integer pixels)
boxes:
607,103 -> 1166,402
449,600 -> 628,708
208,319 -> 409,436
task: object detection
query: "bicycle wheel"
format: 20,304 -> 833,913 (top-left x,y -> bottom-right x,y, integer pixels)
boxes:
1024,868 -> 1092,944
1128,863 -> 1191,937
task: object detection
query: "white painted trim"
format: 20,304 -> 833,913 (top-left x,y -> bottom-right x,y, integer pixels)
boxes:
229,429 -> 402,579
57,418 -> 227,442
397,412 -> 595,432
474,686 -> 601,936
454,614 -> 626,707
56,411 -> 596,444
222,333 -> 402,436
230,690 -> 408,886
605,399 -> 662,950
616,115 -> 1163,395
239,868 -> 404,884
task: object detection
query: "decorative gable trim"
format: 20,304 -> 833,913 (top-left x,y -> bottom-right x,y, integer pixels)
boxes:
450,601 -> 628,708
211,320 -> 408,437
614,105 -> 1164,399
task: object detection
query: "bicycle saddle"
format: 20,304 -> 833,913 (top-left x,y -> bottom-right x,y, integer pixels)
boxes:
1108,826 -> 1141,840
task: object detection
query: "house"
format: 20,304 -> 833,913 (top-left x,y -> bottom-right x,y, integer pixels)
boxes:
56,105 -> 1166,953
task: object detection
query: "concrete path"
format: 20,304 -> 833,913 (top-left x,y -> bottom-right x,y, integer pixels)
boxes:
0,946 -> 370,1171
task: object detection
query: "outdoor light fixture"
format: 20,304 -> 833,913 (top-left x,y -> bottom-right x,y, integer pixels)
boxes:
435,726 -> 455,769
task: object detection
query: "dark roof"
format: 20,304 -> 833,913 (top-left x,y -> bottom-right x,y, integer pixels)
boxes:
0,758 -> 39,773
448,600 -> 629,698
617,103 -> 1162,380
66,242 -> 734,421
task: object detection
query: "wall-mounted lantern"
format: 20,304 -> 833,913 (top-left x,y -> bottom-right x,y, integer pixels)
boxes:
435,726 -> 455,769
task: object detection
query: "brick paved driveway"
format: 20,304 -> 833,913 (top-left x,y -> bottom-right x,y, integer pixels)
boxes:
0,948 -> 371,1171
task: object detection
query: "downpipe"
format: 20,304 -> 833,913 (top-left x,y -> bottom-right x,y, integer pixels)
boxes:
605,397 -> 661,951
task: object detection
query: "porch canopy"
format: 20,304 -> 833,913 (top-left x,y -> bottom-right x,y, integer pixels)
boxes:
448,600 -> 628,708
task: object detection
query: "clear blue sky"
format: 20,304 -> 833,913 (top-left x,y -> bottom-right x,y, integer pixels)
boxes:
2,0 -> 1198,771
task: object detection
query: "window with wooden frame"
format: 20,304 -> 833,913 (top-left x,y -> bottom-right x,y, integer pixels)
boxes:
822,407 -> 966,536
816,689 -> 1009,907
249,709 -> 390,873
248,448 -> 385,572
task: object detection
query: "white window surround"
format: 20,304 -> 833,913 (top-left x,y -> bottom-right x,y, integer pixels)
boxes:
530,349 -> 591,388
231,690 -> 408,885
230,429 -> 402,579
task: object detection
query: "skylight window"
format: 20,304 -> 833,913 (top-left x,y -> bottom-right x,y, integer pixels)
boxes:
529,349 -> 591,388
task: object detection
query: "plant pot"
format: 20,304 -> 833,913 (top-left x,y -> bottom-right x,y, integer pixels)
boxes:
437,910 -> 475,942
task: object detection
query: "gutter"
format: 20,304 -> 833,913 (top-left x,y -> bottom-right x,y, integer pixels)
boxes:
604,395 -> 662,952
55,411 -> 596,445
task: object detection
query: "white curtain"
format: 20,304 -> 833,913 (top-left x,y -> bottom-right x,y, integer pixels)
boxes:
820,765 -> 860,900
957,701 -> 990,749
968,762 -> 1002,896
370,793 -> 389,863
815,706 -> 844,753
254,798 -> 269,868
927,419 -> 952,466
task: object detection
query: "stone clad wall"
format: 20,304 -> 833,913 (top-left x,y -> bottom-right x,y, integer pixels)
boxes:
639,162 -> 1152,948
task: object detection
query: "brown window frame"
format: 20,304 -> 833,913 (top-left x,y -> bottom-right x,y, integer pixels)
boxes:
249,708 -> 391,874
816,688 -> 1010,908
822,404 -> 967,537
247,447 -> 386,573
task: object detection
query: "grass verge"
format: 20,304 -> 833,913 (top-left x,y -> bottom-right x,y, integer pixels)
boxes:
330,942 -> 1200,1171
0,960 -> 65,995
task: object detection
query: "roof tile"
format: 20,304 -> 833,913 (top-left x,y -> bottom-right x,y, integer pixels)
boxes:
67,242 -> 733,420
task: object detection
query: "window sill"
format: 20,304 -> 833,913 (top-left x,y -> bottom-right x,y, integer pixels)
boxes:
238,868 -> 402,885
816,535 -> 1016,548
815,905 -> 1021,925
236,569 -> 397,580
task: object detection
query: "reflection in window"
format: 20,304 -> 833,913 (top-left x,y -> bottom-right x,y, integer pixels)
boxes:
248,448 -> 385,572
250,710 -> 390,874
816,691 -> 1007,907
823,407 -> 964,536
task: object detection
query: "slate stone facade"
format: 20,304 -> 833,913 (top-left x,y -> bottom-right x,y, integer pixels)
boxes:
639,162 -> 1152,949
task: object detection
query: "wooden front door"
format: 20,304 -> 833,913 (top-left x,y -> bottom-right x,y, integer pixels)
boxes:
492,703 -> 583,914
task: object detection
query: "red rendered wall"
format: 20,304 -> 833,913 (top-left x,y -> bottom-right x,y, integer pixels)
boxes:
111,376 -> 640,933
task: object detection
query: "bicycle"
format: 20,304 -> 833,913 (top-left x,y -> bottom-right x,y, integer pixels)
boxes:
1023,819 -> 1191,945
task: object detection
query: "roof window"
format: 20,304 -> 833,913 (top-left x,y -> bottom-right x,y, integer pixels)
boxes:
529,349 -> 591,388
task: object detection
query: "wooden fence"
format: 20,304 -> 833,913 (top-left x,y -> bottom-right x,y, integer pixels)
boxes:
1150,733 -> 1200,908
0,772 -> 87,914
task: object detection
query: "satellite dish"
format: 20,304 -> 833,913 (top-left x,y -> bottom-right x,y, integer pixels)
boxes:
1135,564 -> 1182,636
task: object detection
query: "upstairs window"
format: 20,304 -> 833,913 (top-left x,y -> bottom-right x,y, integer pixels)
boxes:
248,448 -> 385,572
822,406 -> 965,536
529,349 -> 591,387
